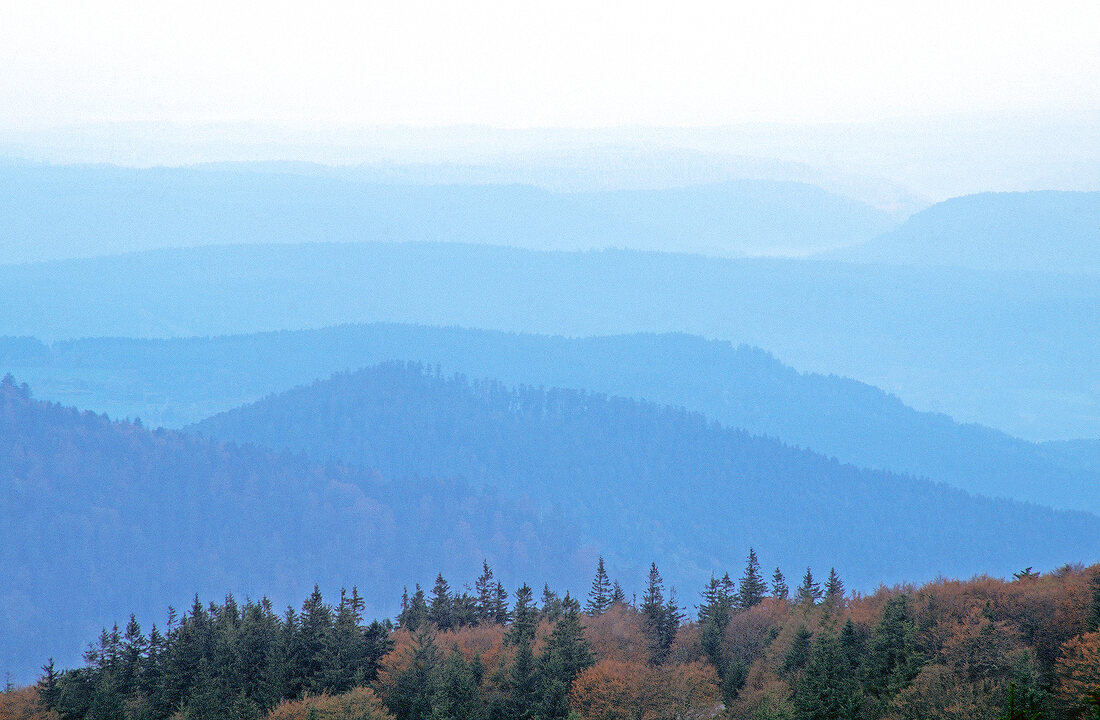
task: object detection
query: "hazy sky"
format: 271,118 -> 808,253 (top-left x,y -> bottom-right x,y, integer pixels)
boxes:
3,0 -> 1099,130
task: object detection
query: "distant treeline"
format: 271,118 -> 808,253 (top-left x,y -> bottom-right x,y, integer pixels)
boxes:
4,557 -> 1100,720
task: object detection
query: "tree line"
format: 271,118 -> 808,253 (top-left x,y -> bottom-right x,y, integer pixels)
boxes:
3,553 -> 1100,720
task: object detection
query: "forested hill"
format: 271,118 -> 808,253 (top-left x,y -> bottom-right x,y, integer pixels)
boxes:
3,241 -> 1096,441
189,362 -> 1100,590
0,376 -> 583,685
4,324 -> 1097,512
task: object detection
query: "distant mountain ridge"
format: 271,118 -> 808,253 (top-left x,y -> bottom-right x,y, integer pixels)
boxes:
833,191 -> 1100,274
3,324 -> 1098,513
1,241 -> 1096,440
0,162 -> 894,264
185,361 -> 1100,592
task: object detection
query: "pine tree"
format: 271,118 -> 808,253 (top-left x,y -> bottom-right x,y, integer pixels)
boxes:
792,631 -> 861,720
475,561 -> 496,624
865,594 -> 921,704
772,567 -> 789,600
738,548 -> 767,609
428,574 -> 455,631
506,584 -> 538,647
699,576 -> 735,677
1086,571 -> 1100,632
536,593 -> 595,720
642,563 -> 675,665
398,585 -> 428,632
824,568 -> 845,608
782,625 -> 814,676
609,580 -> 627,606
796,568 -> 823,605
38,658 -> 60,709
541,584 -> 564,622
586,557 -> 613,616
492,581 -> 511,625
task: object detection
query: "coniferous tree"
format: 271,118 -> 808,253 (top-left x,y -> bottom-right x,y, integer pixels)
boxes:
586,556 -> 613,616
541,584 -> 564,622
492,581 -> 511,625
506,584 -> 538,647
431,649 -> 483,720
772,567 -> 789,600
385,628 -> 442,720
783,625 -> 814,676
699,576 -> 736,679
1087,571 -> 1100,632
398,585 -> 429,632
475,561 -> 497,625
536,593 -> 594,720
796,568 -> 823,605
792,631 -> 861,720
428,574 -> 455,631
642,563 -> 675,665
738,548 -> 768,609
824,568 -> 845,609
865,594 -> 921,706
610,580 -> 627,606
38,658 -> 60,710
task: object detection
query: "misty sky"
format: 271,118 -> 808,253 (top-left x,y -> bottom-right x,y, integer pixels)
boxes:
3,0 -> 1099,130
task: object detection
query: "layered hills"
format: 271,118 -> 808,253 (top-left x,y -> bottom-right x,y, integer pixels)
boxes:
0,162 -> 893,263
2,241 -> 1096,440
3,325 -> 1097,513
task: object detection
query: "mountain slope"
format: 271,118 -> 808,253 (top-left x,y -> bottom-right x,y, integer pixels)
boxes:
0,162 -> 894,263
188,362 -> 1100,592
835,191 -> 1100,274
1,241 -> 1096,440
0,377 -> 583,685
4,325 -> 1098,513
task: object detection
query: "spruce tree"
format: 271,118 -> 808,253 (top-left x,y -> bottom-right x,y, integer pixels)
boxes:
398,585 -> 429,632
586,557 -> 613,616
772,567 -> 789,600
782,625 -> 814,676
699,576 -> 735,676
1087,571 -> 1100,632
609,580 -> 627,606
492,581 -> 511,625
796,568 -> 823,605
428,574 -> 455,631
865,595 -> 921,704
642,563 -> 674,665
824,568 -> 845,608
792,631 -> 861,720
536,593 -> 594,720
541,584 -> 564,622
506,584 -> 538,647
738,548 -> 767,609
475,561 -> 496,624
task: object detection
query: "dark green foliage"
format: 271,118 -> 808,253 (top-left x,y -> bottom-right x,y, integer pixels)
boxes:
792,631 -> 861,720
796,568 -> 823,605
429,574 -> 456,631
398,585 -> 429,632
772,567 -> 789,600
823,568 -> 845,609
506,585 -> 538,647
865,595 -> 922,703
586,557 -> 612,617
1087,571 -> 1100,633
699,574 -> 736,678
610,581 -> 627,606
642,563 -> 679,665
385,629 -> 442,720
739,548 -> 768,609
783,626 -> 813,676
536,594 -> 594,720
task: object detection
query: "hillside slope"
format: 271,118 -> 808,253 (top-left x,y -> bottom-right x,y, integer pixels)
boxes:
0,377 -> 581,685
188,362 -> 1100,592
1,242 -> 1096,440
835,191 -> 1100,274
4,325 -> 1098,513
